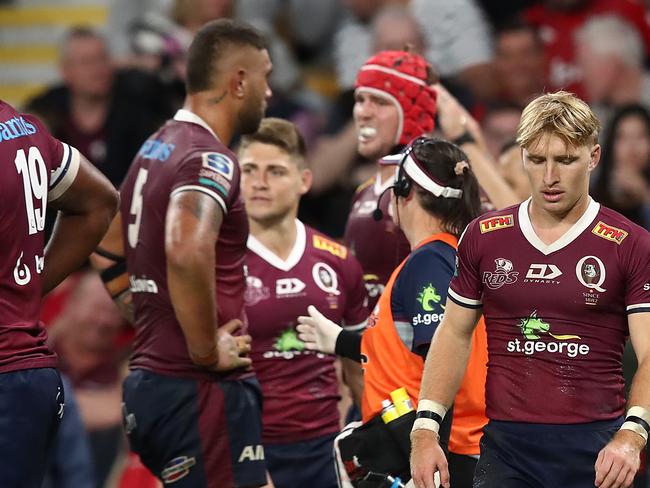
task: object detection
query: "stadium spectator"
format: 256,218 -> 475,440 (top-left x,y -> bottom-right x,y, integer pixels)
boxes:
592,104 -> 650,230
93,19 -> 273,487
334,0 -> 495,101
239,118 -> 368,488
525,0 -> 650,99
0,98 -> 118,486
498,141 -> 532,202
493,18 -> 545,106
575,15 -> 650,127
480,103 -> 523,160
298,137 -> 487,488
411,91 -> 650,488
25,27 -> 171,188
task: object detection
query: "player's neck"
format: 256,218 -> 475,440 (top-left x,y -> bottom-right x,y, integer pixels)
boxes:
528,192 -> 591,244
185,94 -> 235,145
249,215 -> 298,261
377,164 -> 396,185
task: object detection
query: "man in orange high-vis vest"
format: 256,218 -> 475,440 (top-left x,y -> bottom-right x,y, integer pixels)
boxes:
298,137 -> 488,487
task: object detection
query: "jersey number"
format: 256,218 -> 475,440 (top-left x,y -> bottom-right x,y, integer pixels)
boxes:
15,147 -> 47,235
128,168 -> 148,248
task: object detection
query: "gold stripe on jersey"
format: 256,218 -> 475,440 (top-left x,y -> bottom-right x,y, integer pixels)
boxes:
479,214 -> 514,234
592,221 -> 629,245
313,235 -> 348,259
355,177 -> 375,195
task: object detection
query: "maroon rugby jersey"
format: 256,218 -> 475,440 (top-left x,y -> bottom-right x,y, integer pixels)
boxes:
0,101 -> 80,372
245,222 -> 368,443
121,109 -> 249,379
449,198 -> 650,424
344,173 -> 410,310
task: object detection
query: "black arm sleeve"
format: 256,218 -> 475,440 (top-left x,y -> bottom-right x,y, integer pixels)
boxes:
335,329 -> 362,362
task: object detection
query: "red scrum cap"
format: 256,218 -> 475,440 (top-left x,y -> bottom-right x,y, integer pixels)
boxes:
355,50 -> 437,146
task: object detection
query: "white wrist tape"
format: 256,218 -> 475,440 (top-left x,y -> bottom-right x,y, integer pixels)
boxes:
412,400 -> 448,435
620,421 -> 649,443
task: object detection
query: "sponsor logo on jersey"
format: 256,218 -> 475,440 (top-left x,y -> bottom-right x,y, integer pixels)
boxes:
129,275 -> 159,294
592,221 -> 628,244
479,214 -> 514,233
138,139 -> 175,162
644,283 -> 650,291
313,235 -> 348,259
13,252 -> 31,286
0,116 -> 36,142
276,278 -> 306,296
482,258 -> 519,290
244,276 -> 270,306
313,262 -> 340,295
161,456 -> 196,483
198,168 -> 231,194
201,152 -> 234,180
413,284 -> 445,326
506,310 -> 589,357
274,328 -> 305,353
524,264 -> 562,284
238,445 -> 265,463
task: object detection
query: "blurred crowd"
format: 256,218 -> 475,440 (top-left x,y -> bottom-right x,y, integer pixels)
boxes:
13,0 -> 650,486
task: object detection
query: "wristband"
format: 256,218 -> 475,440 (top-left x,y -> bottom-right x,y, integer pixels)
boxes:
412,399 -> 448,435
620,406 -> 650,445
100,260 -> 130,298
335,329 -> 362,362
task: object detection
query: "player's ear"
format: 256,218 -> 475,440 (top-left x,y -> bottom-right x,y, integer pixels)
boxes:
300,168 -> 312,195
230,69 -> 246,99
588,144 -> 601,172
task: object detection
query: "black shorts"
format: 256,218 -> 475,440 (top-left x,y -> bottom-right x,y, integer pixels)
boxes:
0,367 -> 63,488
122,369 -> 266,488
473,418 -> 622,488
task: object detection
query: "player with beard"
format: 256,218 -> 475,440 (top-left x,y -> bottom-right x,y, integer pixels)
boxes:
93,20 -> 273,487
411,92 -> 650,488
239,118 -> 368,487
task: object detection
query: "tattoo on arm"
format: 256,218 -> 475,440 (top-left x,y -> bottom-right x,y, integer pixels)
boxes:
173,191 -> 222,232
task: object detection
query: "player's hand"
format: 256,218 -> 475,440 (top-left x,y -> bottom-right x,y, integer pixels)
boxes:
296,305 -> 341,354
214,319 -> 253,372
410,429 -> 448,488
595,429 -> 644,488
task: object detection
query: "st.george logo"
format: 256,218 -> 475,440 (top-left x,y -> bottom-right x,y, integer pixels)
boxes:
482,258 -> 519,290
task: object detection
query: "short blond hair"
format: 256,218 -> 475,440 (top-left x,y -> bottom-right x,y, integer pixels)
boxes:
239,118 -> 307,167
516,91 -> 600,149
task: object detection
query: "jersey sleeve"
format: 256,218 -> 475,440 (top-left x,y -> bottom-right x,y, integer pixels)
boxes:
391,246 -> 455,356
340,253 -> 369,331
170,150 -> 238,214
24,115 -> 81,202
624,230 -> 650,314
448,220 -> 483,309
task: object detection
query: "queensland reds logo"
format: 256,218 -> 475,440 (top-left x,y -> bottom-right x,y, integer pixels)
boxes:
312,262 -> 340,296
244,276 -> 270,306
576,256 -> 606,292
482,258 -> 519,290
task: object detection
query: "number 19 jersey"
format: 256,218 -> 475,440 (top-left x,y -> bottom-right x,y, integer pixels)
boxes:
0,101 -> 80,372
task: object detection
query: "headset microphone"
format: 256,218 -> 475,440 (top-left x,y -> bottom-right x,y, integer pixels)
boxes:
372,185 -> 395,221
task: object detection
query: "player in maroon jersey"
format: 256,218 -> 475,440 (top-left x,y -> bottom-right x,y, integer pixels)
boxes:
411,92 -> 650,488
0,99 -> 118,487
343,49 -> 437,310
93,20 -> 273,487
239,118 -> 368,487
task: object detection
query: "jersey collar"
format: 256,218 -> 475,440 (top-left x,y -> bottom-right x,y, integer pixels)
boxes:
247,219 -> 307,272
173,109 -> 221,142
518,197 -> 600,255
